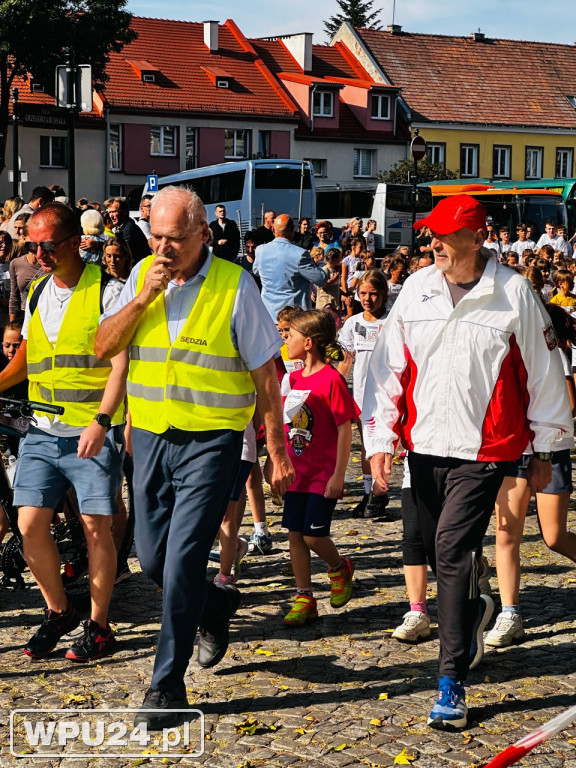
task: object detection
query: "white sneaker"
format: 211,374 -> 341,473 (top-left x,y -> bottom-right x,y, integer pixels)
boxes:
392,611 -> 431,643
485,611 -> 525,648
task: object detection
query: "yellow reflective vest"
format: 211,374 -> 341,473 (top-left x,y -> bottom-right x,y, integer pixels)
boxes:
27,264 -> 124,427
127,254 -> 256,434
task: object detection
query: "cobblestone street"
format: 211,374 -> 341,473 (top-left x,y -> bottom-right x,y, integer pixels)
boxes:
1,428 -> 576,767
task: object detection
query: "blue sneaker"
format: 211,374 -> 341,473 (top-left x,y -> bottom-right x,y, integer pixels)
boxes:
469,593 -> 494,670
428,677 -> 467,730
247,532 -> 273,555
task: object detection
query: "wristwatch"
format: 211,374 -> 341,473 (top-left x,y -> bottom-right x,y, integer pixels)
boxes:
534,452 -> 552,462
94,413 -> 112,429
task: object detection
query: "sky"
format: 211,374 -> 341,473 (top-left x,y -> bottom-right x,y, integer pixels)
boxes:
127,0 -> 576,45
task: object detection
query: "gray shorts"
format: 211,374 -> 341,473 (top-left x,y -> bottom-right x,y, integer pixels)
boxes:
502,449 -> 573,494
13,425 -> 124,514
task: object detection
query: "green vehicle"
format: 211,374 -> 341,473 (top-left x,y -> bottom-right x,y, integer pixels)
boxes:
491,179 -> 576,235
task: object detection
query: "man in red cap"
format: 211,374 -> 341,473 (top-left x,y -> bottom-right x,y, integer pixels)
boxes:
361,195 -> 572,730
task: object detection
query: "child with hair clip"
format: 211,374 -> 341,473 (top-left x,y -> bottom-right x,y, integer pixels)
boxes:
282,310 -> 360,626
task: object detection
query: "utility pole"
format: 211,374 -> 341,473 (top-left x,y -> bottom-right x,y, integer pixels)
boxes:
65,47 -> 77,203
11,88 -> 19,199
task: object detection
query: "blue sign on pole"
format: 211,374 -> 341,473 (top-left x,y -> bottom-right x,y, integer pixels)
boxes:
147,174 -> 158,192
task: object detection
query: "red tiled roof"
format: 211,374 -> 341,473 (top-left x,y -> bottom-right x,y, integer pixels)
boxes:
356,29 -> 576,128
101,17 -> 298,119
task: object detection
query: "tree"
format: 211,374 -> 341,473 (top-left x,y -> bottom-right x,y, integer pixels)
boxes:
0,0 -> 136,176
378,157 -> 458,185
324,0 -> 382,39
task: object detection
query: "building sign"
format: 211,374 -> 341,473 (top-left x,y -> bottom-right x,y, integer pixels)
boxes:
20,104 -> 68,130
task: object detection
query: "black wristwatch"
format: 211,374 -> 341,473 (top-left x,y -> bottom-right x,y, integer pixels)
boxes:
94,413 -> 112,429
534,452 -> 552,462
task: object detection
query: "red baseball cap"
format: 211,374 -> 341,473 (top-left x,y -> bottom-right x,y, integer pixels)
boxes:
414,194 -> 487,235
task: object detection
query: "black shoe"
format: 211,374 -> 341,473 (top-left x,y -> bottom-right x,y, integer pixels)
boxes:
364,492 -> 389,518
24,601 -> 81,659
351,493 -> 369,518
197,584 -> 241,668
134,683 -> 189,730
65,619 -> 116,662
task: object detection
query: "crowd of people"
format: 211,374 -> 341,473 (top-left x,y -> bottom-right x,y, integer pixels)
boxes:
0,185 -> 574,734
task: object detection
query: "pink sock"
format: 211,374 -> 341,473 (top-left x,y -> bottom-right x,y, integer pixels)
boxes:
410,601 -> 427,614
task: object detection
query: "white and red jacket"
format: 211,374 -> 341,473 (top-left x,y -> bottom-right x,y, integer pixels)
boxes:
362,256 -> 572,461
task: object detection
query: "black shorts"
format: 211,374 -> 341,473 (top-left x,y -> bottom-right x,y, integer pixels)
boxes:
282,491 -> 337,537
229,459 -> 255,501
502,449 -> 573,494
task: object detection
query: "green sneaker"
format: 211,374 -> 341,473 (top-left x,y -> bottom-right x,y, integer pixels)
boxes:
328,557 -> 354,608
283,595 -> 318,626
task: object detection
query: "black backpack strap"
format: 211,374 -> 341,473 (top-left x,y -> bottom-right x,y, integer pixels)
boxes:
28,275 -> 50,316
99,270 -> 113,314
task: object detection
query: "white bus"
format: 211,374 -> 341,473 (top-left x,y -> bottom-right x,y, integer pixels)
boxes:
137,159 -> 315,235
371,183 -> 433,250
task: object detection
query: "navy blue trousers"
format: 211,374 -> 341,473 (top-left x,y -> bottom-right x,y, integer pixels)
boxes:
132,426 -> 242,689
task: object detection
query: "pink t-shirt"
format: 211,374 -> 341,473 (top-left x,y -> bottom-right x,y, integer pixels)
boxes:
284,364 -> 360,496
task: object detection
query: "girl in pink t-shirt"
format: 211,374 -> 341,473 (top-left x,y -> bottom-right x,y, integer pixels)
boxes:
282,310 -> 360,627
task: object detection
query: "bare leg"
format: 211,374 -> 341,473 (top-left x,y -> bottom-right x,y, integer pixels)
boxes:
246,461 -> 266,525
0,507 -> 10,547
403,564 -> 428,604
536,491 -> 576,561
289,531 -> 312,590
304,535 -> 341,570
219,500 -> 240,577
80,514 -> 116,626
494,476 -> 530,606
19,506 -> 68,612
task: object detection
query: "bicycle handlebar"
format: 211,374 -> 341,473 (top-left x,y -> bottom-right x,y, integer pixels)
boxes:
0,396 -> 65,417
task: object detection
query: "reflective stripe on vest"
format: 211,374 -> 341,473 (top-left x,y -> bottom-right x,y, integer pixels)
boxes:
127,254 -> 255,434
27,265 -> 124,427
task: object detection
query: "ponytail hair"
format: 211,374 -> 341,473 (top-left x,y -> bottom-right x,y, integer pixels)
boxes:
290,309 -> 344,363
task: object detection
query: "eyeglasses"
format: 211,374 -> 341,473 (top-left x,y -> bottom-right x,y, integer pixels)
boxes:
25,234 -> 76,255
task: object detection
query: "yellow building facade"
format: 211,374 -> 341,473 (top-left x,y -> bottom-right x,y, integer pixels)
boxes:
417,126 -> 576,181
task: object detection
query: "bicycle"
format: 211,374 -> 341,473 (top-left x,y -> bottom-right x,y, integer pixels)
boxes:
0,396 -> 134,593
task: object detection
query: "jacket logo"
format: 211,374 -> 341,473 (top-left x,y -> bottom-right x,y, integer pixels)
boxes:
543,325 -> 557,351
421,294 -> 435,302
180,336 -> 207,346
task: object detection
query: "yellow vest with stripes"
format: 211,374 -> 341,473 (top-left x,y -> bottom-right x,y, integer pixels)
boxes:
127,254 -> 255,433
27,265 -> 124,427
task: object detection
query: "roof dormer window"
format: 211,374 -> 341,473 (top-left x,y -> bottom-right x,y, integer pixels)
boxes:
216,79 -> 229,89
126,59 -> 161,84
312,90 -> 334,118
142,73 -> 156,83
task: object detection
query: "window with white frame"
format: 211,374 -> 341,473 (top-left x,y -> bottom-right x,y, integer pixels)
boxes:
493,145 -> 511,178
109,124 -> 121,171
427,143 -> 445,165
312,90 -> 334,118
525,147 -> 543,179
460,144 -> 479,177
556,147 -> 573,178
353,148 -> 375,178
185,127 -> 196,170
371,93 -> 390,120
109,184 -> 124,197
225,129 -> 249,159
150,125 -> 176,156
306,158 -> 327,177
40,136 -> 67,168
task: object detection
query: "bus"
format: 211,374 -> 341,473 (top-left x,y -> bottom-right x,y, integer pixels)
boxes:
491,179 -> 576,234
370,183 -> 433,250
133,159 -> 315,235
423,183 -> 567,238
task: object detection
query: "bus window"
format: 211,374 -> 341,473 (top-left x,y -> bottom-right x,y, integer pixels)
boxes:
161,169 -> 246,205
254,168 -> 311,190
386,185 -> 432,214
